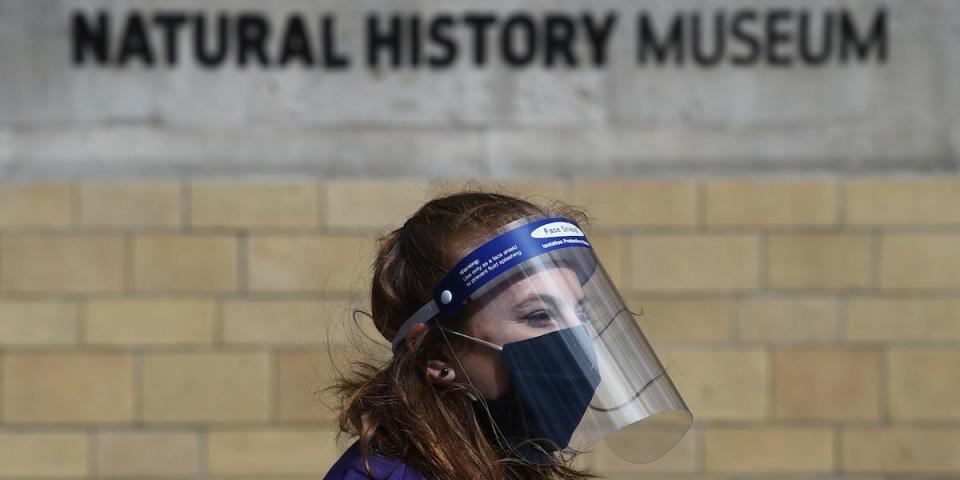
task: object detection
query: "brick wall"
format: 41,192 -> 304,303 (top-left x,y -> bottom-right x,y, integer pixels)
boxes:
0,177 -> 958,478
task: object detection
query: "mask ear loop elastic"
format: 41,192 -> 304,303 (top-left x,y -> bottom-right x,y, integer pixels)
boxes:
437,326 -> 504,351
436,327 -> 515,456
438,326 -> 572,464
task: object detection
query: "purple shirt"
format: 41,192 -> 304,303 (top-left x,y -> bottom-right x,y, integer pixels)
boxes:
324,441 -> 428,480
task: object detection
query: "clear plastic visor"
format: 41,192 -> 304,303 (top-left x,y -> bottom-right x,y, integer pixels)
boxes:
441,245 -> 692,464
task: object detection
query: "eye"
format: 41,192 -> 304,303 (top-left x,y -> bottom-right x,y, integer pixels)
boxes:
520,310 -> 554,327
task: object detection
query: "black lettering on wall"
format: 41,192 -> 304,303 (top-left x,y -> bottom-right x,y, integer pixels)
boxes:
278,14 -> 313,66
366,14 -> 402,68
117,12 -> 155,67
766,9 -> 792,66
68,7 -> 890,70
501,14 -> 537,67
153,12 -> 187,66
462,13 -> 496,66
730,10 -> 760,66
798,9 -> 832,66
427,14 -> 457,68
322,15 -> 350,69
637,12 -> 684,65
840,7 -> 887,64
409,15 -> 422,67
237,13 -> 270,67
582,12 -> 617,67
194,14 -> 229,67
691,11 -> 724,66
544,13 -> 577,67
72,10 -> 109,65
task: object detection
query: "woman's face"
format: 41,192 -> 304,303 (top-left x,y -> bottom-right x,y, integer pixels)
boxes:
450,265 -> 587,399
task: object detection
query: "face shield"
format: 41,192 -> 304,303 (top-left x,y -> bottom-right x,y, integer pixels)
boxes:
391,214 -> 692,464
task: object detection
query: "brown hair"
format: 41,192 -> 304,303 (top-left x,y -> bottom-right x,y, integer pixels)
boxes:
330,188 -> 597,480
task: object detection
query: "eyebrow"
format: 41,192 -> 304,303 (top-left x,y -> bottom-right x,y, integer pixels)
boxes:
513,292 -> 587,312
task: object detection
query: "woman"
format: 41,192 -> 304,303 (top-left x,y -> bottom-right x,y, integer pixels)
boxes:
325,190 -> 691,480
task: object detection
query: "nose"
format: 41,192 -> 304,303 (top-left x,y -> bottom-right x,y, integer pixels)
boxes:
557,302 -> 587,330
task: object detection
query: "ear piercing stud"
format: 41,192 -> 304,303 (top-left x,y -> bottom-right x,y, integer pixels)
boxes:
440,367 -> 450,378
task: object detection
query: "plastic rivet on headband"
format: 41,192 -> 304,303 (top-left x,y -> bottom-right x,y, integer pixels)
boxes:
440,290 -> 453,304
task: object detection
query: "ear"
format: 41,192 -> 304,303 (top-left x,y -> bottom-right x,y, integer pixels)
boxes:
403,323 -> 429,351
403,324 -> 457,385
426,358 -> 456,385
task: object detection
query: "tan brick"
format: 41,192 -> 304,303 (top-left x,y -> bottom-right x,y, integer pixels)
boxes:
133,234 -> 238,292
85,300 -> 215,346
206,429 -> 342,475
570,180 -> 698,227
738,298 -> 839,343
276,349 -> 363,422
190,181 -> 320,228
0,301 -> 78,346
704,427 -> 833,473
881,234 -> 960,289
629,298 -> 732,342
427,179 -> 568,203
0,183 -> 72,228
662,348 -> 768,420
97,431 -> 198,476
0,432 -> 88,477
627,235 -> 760,291
325,180 -> 427,229
705,179 -> 837,227
222,299 -> 377,346
0,235 -> 124,292
888,349 -> 960,420
79,182 -> 180,227
594,427 -> 697,474
142,352 -> 269,423
775,348 -> 880,420
842,428 -> 960,473
248,235 -> 374,292
588,233 -> 625,286
846,178 -> 960,225
3,352 -> 134,423
767,234 -> 872,289
847,298 -> 960,341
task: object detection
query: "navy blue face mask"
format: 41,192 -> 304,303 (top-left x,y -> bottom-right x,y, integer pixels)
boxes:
453,324 -> 601,462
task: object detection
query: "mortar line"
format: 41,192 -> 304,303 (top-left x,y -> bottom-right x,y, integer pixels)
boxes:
317,179 -> 327,229
70,181 -> 82,229
759,231 -> 769,292
730,295 -> 742,343
124,232 -> 135,293
269,349 -> 279,424
872,227 -> 882,291
89,426 -> 98,478
767,343 -> 776,422
879,346 -> 890,427
696,179 -> 707,230
837,294 -> 848,343
835,177 -> 846,228
134,350 -> 144,427
181,178 -> 192,232
832,423 -> 842,474
0,354 -> 4,427
214,298 -> 224,349
77,297 -> 86,345
198,425 -> 208,480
